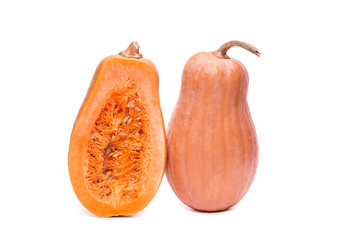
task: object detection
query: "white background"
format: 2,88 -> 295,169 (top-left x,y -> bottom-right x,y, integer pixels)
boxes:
1,0 -> 359,239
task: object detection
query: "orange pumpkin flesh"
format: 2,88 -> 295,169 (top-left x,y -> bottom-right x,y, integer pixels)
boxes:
68,42 -> 166,217
166,41 -> 260,212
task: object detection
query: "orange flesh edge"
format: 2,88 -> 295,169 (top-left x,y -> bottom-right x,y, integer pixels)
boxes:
85,83 -> 151,203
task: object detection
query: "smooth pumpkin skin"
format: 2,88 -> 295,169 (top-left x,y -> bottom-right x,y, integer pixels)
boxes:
166,52 -> 258,212
68,55 -> 166,217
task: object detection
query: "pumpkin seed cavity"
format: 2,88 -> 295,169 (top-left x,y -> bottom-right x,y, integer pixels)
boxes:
85,85 -> 150,202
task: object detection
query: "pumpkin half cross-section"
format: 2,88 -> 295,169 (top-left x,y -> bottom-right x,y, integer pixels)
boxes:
68,42 -> 166,217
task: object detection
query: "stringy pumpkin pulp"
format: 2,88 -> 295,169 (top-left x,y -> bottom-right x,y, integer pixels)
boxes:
85,84 -> 151,202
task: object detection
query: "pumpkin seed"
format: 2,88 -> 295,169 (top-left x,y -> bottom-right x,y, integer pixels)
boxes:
134,106 -> 141,112
126,101 -> 135,108
105,146 -> 112,156
122,116 -> 130,125
105,171 -> 112,179
119,132 -> 127,138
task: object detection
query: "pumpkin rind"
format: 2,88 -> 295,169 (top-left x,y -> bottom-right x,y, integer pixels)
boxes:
68,44 -> 166,217
166,42 -> 260,212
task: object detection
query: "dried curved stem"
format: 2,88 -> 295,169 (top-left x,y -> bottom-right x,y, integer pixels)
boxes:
213,40 -> 261,59
119,42 -> 143,59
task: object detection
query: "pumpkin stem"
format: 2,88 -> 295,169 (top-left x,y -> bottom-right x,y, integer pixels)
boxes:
213,40 -> 261,59
119,42 -> 143,59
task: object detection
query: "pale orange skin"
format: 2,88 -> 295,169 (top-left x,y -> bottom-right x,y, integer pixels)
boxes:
166,52 -> 258,212
68,55 -> 166,217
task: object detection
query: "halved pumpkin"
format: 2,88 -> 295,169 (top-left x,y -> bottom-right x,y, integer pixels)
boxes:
68,42 -> 166,217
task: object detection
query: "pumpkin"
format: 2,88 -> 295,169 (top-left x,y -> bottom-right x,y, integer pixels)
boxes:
166,40 -> 260,212
68,42 -> 166,217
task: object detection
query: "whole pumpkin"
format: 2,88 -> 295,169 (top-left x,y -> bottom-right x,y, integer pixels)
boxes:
166,40 -> 260,212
